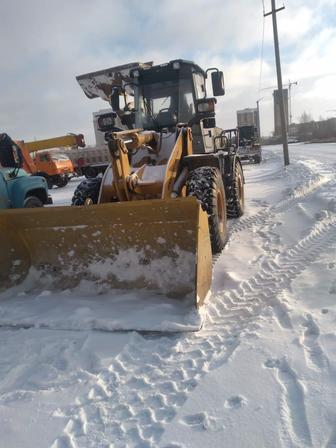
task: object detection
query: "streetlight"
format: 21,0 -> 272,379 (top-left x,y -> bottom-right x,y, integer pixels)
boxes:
256,98 -> 264,138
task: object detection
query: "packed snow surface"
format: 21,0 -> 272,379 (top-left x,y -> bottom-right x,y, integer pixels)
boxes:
0,282 -> 201,332
1,143 -> 336,447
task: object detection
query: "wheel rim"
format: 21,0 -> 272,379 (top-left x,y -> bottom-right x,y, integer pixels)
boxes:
84,198 -> 93,206
217,189 -> 225,235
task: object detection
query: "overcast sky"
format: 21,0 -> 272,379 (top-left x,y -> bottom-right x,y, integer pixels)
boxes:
1,0 -> 335,143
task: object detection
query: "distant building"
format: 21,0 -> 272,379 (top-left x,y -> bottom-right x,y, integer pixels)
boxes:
288,117 -> 336,142
288,122 -> 299,137
316,117 -> 336,138
237,108 -> 258,127
273,89 -> 289,136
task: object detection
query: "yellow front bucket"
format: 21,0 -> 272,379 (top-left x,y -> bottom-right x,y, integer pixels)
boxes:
0,197 -> 212,309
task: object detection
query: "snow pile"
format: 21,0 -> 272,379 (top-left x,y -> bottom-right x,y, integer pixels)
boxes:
0,283 -> 202,332
86,245 -> 195,295
1,223 -> 199,331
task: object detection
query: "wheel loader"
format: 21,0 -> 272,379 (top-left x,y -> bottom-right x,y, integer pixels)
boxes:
0,60 -> 244,321
74,60 -> 244,247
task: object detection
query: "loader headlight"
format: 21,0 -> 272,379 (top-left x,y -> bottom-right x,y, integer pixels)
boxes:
196,98 -> 217,114
98,113 -> 116,132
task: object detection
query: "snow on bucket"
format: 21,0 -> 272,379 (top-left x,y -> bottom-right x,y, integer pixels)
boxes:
0,197 -> 212,310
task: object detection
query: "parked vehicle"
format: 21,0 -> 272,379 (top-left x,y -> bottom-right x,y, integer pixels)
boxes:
18,134 -> 85,188
1,59 -> 245,321
237,125 -> 262,163
65,110 -> 121,178
288,136 -> 299,144
0,133 -> 51,209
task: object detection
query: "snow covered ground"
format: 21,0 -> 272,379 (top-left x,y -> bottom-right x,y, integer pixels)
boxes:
1,143 -> 336,447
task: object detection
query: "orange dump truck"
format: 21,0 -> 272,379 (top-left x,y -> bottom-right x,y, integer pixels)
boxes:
18,134 -> 85,188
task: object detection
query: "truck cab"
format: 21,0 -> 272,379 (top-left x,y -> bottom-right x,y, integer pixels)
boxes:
0,134 -> 51,209
32,150 -> 74,187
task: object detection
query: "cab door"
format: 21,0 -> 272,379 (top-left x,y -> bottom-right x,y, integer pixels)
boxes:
0,171 -> 10,209
201,120 -> 217,152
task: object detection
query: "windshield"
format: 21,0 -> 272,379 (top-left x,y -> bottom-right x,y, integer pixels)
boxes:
136,78 -> 195,129
51,153 -> 70,161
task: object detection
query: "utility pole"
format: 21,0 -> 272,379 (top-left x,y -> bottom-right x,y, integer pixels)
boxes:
288,79 -> 298,124
265,0 -> 290,166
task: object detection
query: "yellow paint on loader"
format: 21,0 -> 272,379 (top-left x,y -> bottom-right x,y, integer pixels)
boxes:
0,197 -> 212,309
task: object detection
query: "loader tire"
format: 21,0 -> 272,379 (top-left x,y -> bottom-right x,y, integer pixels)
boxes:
186,167 -> 227,254
227,160 -> 244,219
84,166 -> 97,179
72,177 -> 102,206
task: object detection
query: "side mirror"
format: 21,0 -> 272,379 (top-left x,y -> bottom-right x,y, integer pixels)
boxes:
211,71 -> 225,96
111,87 -> 120,111
12,144 -> 23,168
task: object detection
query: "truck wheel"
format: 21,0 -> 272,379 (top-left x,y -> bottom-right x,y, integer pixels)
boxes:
24,196 -> 43,208
72,177 -> 102,206
186,167 -> 227,254
227,161 -> 245,218
84,167 -> 97,179
54,176 -> 68,188
254,154 -> 261,164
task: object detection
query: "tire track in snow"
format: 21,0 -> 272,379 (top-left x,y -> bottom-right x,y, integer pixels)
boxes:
211,164 -> 333,270
228,161 -> 334,238
264,357 -> 313,447
53,213 -> 336,448
51,154 -> 336,447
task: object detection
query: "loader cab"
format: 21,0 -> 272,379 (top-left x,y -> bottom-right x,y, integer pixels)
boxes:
131,60 -> 225,153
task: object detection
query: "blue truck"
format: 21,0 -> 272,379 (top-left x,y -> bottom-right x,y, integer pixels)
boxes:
0,133 -> 52,209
